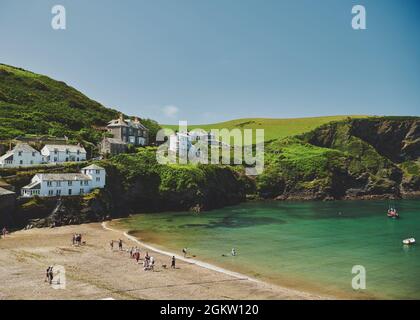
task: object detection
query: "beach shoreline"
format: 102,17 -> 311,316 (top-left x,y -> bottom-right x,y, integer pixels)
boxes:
104,222 -> 335,299
0,221 -> 330,300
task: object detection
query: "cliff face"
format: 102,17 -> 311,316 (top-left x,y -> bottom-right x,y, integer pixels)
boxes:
258,118 -> 420,201
14,190 -> 115,229
101,153 -> 247,213
312,118 -> 420,163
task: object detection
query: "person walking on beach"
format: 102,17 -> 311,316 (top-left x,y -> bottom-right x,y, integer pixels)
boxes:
110,240 -> 114,250
49,267 -> 54,284
149,256 -> 155,271
118,239 -> 123,251
2,227 -> 7,239
135,251 -> 140,263
231,248 -> 236,256
182,248 -> 187,258
45,266 -> 51,282
45,266 -> 54,284
171,256 -> 176,269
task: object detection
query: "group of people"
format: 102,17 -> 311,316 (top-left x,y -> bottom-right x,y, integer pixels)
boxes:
110,239 -> 124,251
72,234 -> 83,246
142,252 -> 155,271
110,238 -> 177,271
124,243 -> 155,271
130,246 -> 141,262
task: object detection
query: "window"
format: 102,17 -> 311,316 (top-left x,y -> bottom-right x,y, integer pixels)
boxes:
32,152 -> 36,157
65,157 -> 69,162
68,189 -> 72,195
30,160 -> 33,164
68,181 -> 72,186
77,157 -> 79,162
84,181 -> 89,186
54,149 -> 58,154
66,149 -> 70,154
47,181 -> 52,187
56,181 -> 61,187
48,190 -> 54,196
96,170 -> 100,174
96,177 -> 100,182
77,150 -> 80,155
80,188 -> 84,194
18,151 -> 22,156
19,160 -> 23,165
56,189 -> 61,196
54,157 -> 58,162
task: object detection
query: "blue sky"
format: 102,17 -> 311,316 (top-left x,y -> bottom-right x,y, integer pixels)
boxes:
0,0 -> 419,124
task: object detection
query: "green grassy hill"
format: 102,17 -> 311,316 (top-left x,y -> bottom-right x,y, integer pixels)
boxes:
0,64 -> 123,144
0,63 -> 366,146
162,116 -> 368,142
0,64 -> 162,148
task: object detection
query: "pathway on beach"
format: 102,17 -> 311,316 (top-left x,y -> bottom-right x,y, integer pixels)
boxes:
0,222 -> 326,300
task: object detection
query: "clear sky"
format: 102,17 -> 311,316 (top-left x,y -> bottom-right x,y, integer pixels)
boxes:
0,0 -> 419,124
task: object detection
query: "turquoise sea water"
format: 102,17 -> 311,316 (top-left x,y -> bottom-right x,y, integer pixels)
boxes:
118,200 -> 420,299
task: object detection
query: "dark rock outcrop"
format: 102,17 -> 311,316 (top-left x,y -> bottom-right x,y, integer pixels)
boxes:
0,188 -> 16,227
261,117 -> 420,201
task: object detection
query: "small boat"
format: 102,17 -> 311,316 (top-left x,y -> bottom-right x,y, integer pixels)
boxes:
402,238 -> 416,245
387,208 -> 399,218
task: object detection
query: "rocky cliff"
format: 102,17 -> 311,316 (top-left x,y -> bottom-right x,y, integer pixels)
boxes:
256,117 -> 420,201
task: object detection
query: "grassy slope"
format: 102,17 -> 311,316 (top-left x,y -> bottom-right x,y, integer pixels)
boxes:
0,64 -> 120,144
162,115 -> 368,142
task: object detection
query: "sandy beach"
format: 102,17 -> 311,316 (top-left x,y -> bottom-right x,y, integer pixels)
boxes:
0,221 -> 328,300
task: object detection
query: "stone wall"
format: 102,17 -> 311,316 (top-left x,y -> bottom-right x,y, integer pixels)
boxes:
0,188 -> 16,228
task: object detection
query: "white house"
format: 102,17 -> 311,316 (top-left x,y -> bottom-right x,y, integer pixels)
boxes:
41,144 -> 87,163
169,132 -> 192,156
168,131 -> 227,157
21,164 -> 106,197
0,143 -> 43,168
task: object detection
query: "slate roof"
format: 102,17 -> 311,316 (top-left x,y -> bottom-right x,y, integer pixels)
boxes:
0,153 -> 13,161
21,181 -> 41,190
35,173 -> 92,181
0,187 -> 15,196
107,118 -> 148,130
13,143 -> 38,153
82,164 -> 105,170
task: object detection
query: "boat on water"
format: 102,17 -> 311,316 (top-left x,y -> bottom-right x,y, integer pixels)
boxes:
402,238 -> 416,245
387,208 -> 399,218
